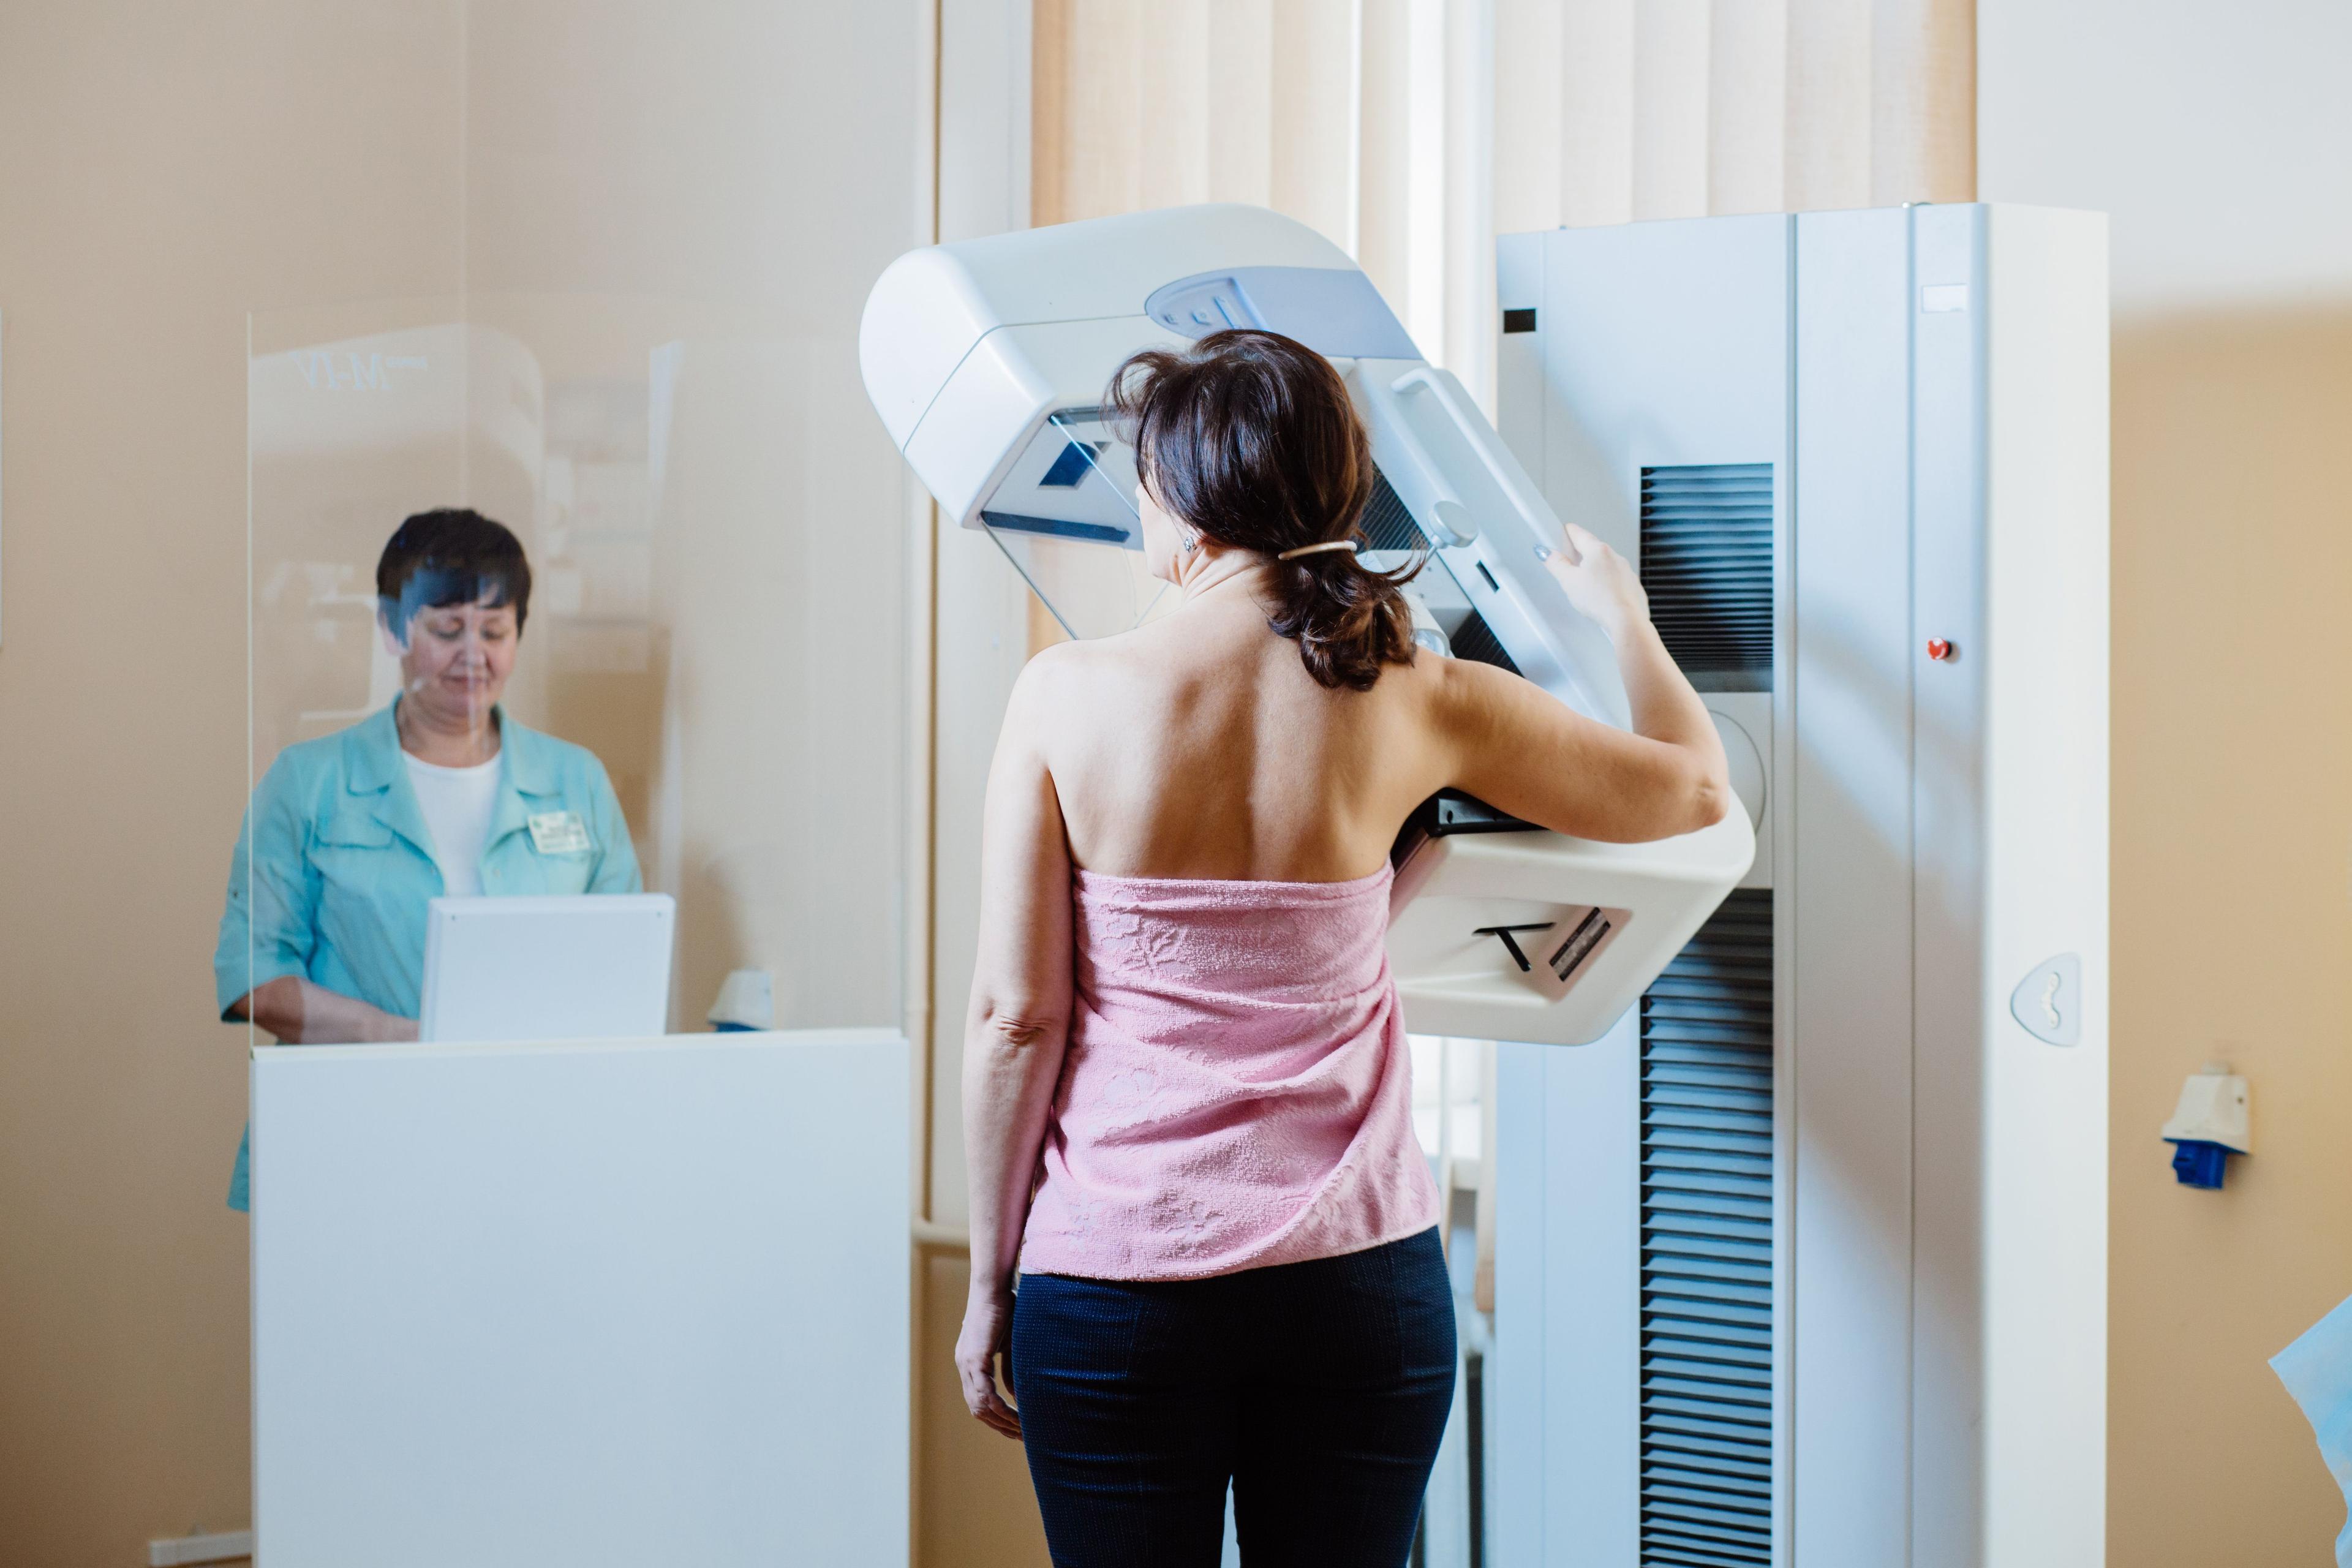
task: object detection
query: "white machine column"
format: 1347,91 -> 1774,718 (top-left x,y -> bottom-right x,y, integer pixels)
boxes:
1491,203 -> 2107,1568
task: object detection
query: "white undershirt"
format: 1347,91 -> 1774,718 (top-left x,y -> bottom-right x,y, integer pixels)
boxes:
404,752 -> 503,898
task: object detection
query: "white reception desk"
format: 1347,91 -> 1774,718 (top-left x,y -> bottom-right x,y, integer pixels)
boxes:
250,1028 -> 911,1567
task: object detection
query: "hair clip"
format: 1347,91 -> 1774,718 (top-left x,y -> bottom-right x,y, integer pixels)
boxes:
1276,540 -> 1360,562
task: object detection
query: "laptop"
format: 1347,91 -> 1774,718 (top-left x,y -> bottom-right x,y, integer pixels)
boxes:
418,894 -> 676,1044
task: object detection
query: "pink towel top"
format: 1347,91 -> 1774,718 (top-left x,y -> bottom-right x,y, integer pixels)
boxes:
1018,862 -> 1441,1282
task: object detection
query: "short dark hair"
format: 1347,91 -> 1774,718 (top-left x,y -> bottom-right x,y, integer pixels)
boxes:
1106,328 -> 1419,691
376,508 -> 533,641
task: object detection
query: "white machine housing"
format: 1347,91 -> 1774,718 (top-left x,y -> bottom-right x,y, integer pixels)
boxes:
861,205 -> 1754,1046
1492,205 -> 2109,1568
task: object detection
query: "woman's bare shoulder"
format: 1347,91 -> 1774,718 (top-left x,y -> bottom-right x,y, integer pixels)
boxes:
1004,638 -> 1082,715
1025,608 -> 1255,693
1014,630 -> 1144,692
1370,644 -> 1485,725
1413,647 -> 1538,727
1001,633 -> 1142,733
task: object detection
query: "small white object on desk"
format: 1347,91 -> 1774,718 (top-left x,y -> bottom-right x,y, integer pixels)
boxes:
707,967 -> 775,1031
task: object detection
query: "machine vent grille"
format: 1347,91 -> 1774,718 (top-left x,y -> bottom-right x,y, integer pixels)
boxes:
1638,888 -> 1775,1568
1640,464 -> 1774,691
1447,609 -> 1520,676
1359,467 -> 1430,554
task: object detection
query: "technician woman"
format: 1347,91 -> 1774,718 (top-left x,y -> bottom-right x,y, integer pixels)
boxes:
213,508 -> 640,1210
957,330 -> 1731,1566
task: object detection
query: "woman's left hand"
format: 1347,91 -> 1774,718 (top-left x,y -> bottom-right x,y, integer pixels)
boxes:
955,1285 -> 1022,1440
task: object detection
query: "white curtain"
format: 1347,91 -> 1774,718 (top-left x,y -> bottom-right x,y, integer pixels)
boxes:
1033,0 -> 1973,408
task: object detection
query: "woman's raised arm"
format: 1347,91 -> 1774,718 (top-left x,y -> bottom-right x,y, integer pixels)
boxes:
955,655 -> 1079,1439
1434,521 -> 1733,843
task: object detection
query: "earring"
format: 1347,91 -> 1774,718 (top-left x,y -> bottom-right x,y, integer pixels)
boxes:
1180,527 -> 1202,556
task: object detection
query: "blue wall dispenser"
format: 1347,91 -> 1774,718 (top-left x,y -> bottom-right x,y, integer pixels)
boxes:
2162,1061 -> 2252,1189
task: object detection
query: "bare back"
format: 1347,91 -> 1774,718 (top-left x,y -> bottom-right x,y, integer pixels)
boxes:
1033,575 -> 1451,883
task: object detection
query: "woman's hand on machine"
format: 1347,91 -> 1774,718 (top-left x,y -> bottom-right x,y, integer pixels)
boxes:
956,1284 -> 1023,1440
1537,521 -> 1648,643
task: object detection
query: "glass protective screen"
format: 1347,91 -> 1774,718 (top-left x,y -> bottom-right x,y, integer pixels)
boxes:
238,298 -> 907,1051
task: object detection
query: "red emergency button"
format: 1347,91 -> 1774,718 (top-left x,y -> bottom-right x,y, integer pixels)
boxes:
1927,638 -> 1956,662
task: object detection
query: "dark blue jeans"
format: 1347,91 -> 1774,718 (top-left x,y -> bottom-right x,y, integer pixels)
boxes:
1009,1227 -> 1457,1567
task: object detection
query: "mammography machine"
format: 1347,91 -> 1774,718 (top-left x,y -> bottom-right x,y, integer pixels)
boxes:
860,205 -> 1755,1047
861,202 -> 2108,1567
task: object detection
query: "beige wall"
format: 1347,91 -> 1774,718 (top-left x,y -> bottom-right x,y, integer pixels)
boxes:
0,5 -> 927,1564
1980,2 -> 2352,1562
0,12 -> 464,1561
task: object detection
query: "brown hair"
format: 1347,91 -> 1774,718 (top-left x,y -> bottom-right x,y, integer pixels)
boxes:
1106,328 -> 1420,691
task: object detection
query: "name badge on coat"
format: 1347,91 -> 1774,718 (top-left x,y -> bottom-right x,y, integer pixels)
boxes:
527,811 -> 592,855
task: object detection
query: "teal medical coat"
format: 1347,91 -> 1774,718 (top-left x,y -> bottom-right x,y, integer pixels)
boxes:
214,701 -> 641,1209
